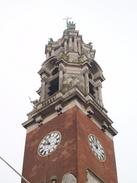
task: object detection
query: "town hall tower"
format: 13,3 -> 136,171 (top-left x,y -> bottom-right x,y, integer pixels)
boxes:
22,22 -> 118,183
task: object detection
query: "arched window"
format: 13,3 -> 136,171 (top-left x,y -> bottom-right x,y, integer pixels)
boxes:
47,67 -> 59,97
48,76 -> 59,96
61,173 -> 77,183
86,169 -> 104,183
52,67 -> 58,75
89,82 -> 95,97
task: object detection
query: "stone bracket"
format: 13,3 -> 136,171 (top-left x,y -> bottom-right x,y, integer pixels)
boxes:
55,104 -> 63,115
101,121 -> 109,132
86,106 -> 94,118
51,176 -> 57,183
35,115 -> 43,126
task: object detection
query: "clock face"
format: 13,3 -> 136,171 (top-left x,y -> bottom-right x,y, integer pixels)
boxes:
88,134 -> 106,161
38,131 -> 61,157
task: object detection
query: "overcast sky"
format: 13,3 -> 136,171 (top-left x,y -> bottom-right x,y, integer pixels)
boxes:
0,0 -> 137,182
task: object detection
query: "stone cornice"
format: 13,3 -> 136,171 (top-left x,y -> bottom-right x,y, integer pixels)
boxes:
22,89 -> 117,136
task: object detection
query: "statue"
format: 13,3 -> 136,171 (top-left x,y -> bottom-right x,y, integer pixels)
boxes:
28,97 -> 38,109
48,38 -> 53,43
88,42 -> 93,48
67,21 -> 75,30
63,17 -> 75,30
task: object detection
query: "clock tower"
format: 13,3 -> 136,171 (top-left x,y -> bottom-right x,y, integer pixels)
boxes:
22,22 -> 118,183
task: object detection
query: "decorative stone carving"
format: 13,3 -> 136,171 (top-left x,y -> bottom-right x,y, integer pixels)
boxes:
61,173 -> 77,183
67,52 -> 79,63
36,22 -> 105,114
62,73 -> 85,94
88,42 -> 93,48
50,175 -> 57,183
58,52 -> 68,61
35,115 -> 43,123
67,21 -> 75,30
101,121 -> 109,132
48,38 -> 53,43
55,104 -> 62,115
78,54 -> 88,63
29,97 -> 39,109
86,106 -> 94,118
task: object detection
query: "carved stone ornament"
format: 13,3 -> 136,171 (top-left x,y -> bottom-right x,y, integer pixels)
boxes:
62,73 -> 85,93
67,21 -> 76,30
50,175 -> 57,183
55,104 -> 62,115
78,55 -> 88,63
58,52 -> 68,61
61,173 -> 77,183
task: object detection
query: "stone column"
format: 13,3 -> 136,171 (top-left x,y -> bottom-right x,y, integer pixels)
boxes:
96,80 -> 103,106
46,52 -> 49,59
74,37 -> 77,52
59,63 -> 64,91
64,40 -> 67,54
69,37 -> 72,51
78,38 -> 81,55
82,66 -> 89,95
40,74 -> 47,102
51,49 -> 54,56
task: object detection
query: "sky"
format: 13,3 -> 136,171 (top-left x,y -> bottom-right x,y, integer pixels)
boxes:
0,0 -> 137,182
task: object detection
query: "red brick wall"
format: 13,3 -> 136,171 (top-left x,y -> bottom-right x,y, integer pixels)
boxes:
76,107 -> 118,183
22,107 -> 77,183
22,106 -> 118,183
